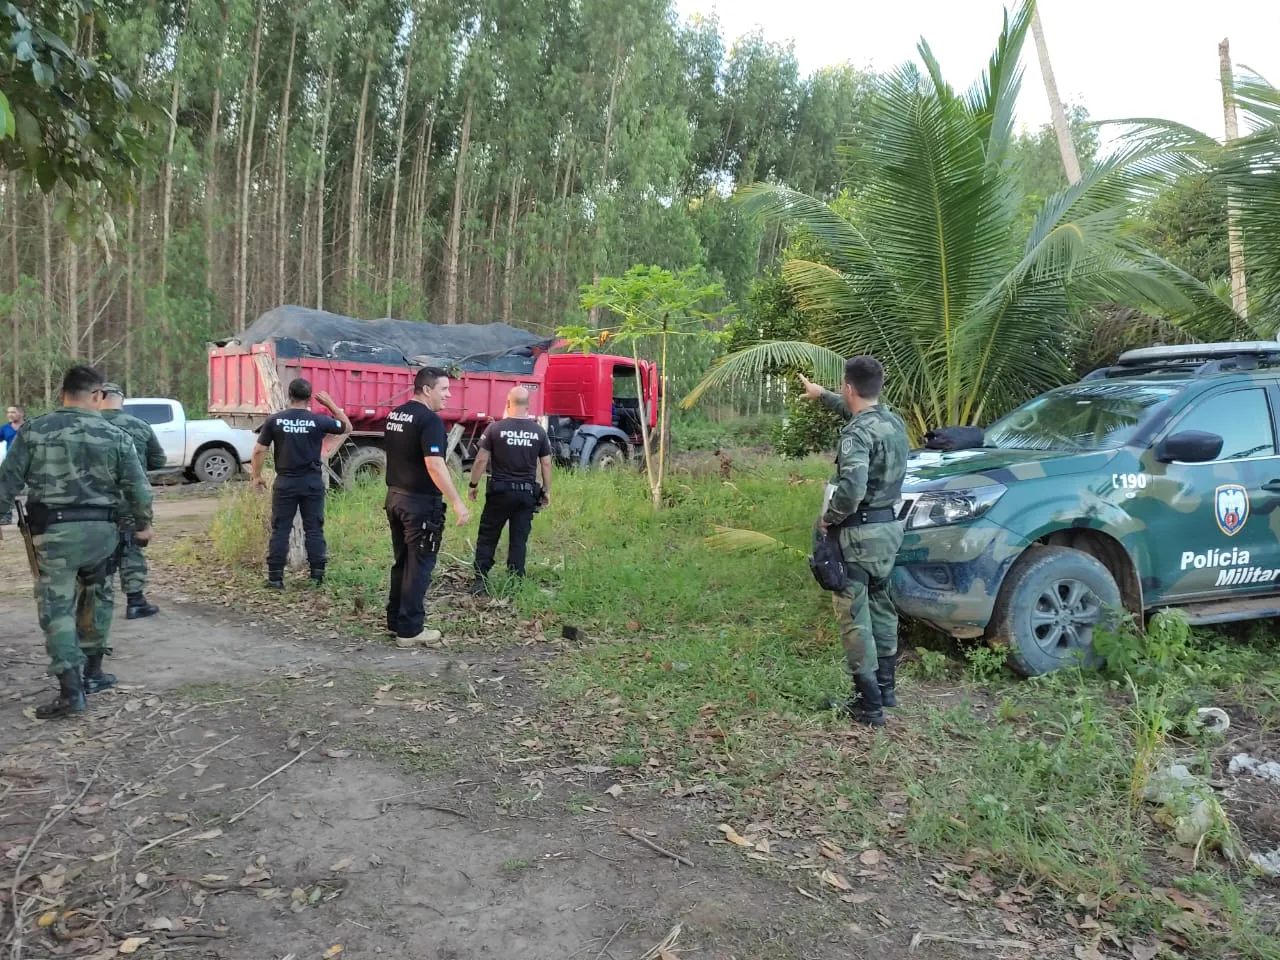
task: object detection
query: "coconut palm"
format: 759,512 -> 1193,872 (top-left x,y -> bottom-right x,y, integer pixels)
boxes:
684,0 -> 1238,440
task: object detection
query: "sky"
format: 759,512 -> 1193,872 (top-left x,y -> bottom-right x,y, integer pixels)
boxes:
673,0 -> 1280,144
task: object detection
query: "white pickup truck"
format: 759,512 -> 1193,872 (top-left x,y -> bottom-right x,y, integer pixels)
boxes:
122,398 -> 258,483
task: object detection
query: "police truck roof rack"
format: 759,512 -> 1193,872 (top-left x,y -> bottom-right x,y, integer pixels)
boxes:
1081,341 -> 1280,381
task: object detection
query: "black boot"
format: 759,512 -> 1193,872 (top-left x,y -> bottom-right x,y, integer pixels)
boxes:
126,592 -> 159,619
877,656 -> 898,708
846,674 -> 886,727
36,670 -> 86,719
468,577 -> 489,597
310,565 -> 325,586
83,654 -> 116,694
266,569 -> 284,590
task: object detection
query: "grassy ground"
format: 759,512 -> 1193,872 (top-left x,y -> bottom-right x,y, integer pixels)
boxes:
198,457 -> 1280,958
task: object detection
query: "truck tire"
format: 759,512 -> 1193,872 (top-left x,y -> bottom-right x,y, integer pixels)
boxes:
340,445 -> 387,486
191,446 -> 239,484
988,545 -> 1119,677
590,441 -> 626,469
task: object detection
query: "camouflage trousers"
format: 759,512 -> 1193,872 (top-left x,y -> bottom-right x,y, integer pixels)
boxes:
832,577 -> 898,680
118,531 -> 147,595
31,521 -> 119,677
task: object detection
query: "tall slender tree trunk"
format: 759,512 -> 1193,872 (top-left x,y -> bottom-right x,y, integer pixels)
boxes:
409,102 -> 436,301
160,0 -> 192,295
41,196 -> 52,406
1029,6 -> 1081,184
502,172 -> 520,324
298,107 -> 319,308
66,237 -> 79,359
346,56 -> 374,308
236,0 -> 265,332
386,47 -> 414,316
315,63 -> 335,310
1220,38 -> 1249,319
7,173 -> 18,400
588,40 -> 625,327
443,92 -> 473,325
126,197 -> 135,391
275,18 -> 298,307
86,250 -> 96,365
484,191 -> 499,318
204,3 -> 229,295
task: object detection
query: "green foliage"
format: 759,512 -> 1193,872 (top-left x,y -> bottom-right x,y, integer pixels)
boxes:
1007,103 -> 1099,233
771,393 -> 841,459
914,647 -> 951,681
0,0 -> 157,198
1138,173 -> 1229,284
689,2 -> 1241,441
963,644 -> 1008,683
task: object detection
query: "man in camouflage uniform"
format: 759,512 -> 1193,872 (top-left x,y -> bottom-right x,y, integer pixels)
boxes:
0,366 -> 154,719
800,357 -> 908,726
99,382 -> 165,618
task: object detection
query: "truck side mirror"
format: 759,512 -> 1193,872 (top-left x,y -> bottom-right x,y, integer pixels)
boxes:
1155,430 -> 1223,464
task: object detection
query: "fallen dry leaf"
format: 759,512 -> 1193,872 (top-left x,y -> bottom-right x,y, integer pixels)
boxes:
329,857 -> 354,872
37,911 -> 57,927
604,784 -> 623,798
118,937 -> 150,954
718,824 -> 751,847
190,829 -> 223,842
858,849 -> 884,867
819,870 -> 852,892
147,918 -> 173,932
1074,946 -> 1105,960
795,886 -> 821,902
1130,942 -> 1159,960
322,749 -> 352,759
841,893 -> 873,905
323,946 -> 344,959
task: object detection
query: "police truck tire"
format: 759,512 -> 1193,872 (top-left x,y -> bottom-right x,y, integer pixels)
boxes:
988,545 -> 1119,677
340,446 -> 387,486
590,441 -> 626,469
191,447 -> 238,484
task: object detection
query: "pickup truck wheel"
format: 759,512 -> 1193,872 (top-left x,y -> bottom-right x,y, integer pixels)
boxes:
590,441 -> 626,469
988,545 -> 1119,677
340,446 -> 387,486
192,447 -> 238,484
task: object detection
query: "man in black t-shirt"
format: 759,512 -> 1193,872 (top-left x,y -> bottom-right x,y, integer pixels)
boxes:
467,386 -> 552,595
251,378 -> 351,588
383,366 -> 471,646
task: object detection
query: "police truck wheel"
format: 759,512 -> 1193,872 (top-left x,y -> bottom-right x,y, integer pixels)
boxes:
192,447 -> 237,483
590,441 -> 626,469
340,446 -> 387,487
988,545 -> 1118,677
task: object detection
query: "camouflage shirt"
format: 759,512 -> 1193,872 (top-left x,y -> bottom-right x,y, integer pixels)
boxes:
100,408 -> 167,471
820,390 -> 909,525
0,407 -> 154,528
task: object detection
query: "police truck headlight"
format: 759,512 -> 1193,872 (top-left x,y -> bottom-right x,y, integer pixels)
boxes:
906,485 -> 1006,530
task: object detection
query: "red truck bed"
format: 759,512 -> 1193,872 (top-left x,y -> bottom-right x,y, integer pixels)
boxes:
208,342 -> 548,433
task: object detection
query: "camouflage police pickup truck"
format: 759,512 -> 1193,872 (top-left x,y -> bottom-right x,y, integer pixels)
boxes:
892,341 -> 1280,676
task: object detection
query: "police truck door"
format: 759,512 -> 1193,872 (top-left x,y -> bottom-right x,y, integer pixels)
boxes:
1142,386 -> 1280,603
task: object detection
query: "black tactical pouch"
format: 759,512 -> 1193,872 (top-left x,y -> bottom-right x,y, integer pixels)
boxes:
809,524 -> 848,592
417,507 -> 445,556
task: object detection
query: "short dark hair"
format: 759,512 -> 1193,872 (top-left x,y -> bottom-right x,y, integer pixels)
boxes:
62,364 -> 104,397
415,367 -> 448,393
843,356 -> 884,400
288,378 -> 313,402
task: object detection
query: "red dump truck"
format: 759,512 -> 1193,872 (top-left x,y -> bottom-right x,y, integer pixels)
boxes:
208,306 -> 660,485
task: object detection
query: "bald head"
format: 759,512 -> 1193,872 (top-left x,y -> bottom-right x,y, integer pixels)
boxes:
505,387 -> 530,417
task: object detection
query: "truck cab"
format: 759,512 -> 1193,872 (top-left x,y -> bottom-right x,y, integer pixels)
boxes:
543,353 -> 661,467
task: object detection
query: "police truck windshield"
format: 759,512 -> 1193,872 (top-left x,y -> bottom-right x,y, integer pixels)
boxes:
984,382 -> 1178,452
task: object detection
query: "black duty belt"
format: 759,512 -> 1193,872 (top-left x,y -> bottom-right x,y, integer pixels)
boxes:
488,479 -> 538,494
25,504 -> 118,535
839,506 -> 897,527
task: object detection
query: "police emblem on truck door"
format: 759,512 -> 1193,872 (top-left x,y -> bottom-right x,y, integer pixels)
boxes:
1215,483 -> 1250,536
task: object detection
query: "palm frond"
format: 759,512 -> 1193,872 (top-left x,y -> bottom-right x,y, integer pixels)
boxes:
963,0 -> 1032,162
703,525 -> 807,558
681,341 -> 846,409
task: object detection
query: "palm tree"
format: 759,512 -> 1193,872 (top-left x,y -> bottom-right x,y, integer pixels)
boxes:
684,1 -> 1237,440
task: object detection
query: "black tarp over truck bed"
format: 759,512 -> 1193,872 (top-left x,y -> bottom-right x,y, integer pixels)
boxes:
231,306 -> 556,374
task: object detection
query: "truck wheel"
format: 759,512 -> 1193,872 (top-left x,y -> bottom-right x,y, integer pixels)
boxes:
340,446 -> 387,486
192,447 -> 238,484
988,545 -> 1119,677
590,441 -> 626,469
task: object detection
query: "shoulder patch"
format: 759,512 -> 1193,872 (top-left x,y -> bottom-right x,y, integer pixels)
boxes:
841,437 -> 853,455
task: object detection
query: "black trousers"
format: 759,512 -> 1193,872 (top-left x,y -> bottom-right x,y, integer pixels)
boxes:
268,474 -> 326,575
385,490 -> 444,639
474,487 -> 538,578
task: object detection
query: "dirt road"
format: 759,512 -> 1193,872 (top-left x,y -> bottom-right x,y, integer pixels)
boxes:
0,496 -> 1013,959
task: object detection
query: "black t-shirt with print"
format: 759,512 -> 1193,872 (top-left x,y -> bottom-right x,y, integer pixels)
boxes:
384,400 -> 448,496
478,417 -> 551,483
258,409 -> 345,476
